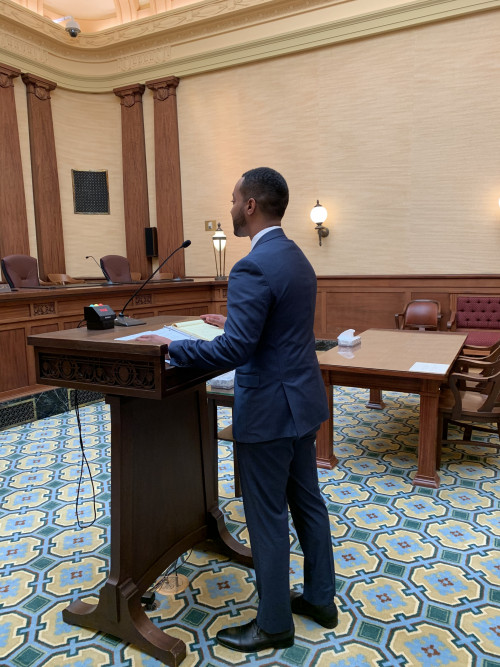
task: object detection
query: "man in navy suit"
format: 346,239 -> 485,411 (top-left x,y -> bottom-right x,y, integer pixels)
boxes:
138,167 -> 337,652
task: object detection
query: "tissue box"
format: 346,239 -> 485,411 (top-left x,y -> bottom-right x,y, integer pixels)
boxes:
337,337 -> 361,347
337,329 -> 361,347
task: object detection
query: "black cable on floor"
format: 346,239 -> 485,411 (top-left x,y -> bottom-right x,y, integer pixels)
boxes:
74,389 -> 98,528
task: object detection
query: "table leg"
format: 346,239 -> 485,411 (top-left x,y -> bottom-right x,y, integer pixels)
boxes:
233,449 -> 242,498
366,388 -> 385,409
413,381 -> 441,488
203,395 -> 251,565
316,378 -> 338,469
207,395 -> 241,498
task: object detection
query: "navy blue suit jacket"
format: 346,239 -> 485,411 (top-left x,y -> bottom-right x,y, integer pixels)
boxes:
169,228 -> 329,443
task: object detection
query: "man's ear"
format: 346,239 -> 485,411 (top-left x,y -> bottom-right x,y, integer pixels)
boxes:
246,197 -> 257,215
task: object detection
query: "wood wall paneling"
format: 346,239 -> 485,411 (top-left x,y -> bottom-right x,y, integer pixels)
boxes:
0,301 -> 31,323
21,73 -> 65,280
315,275 -> 500,339
324,291 -> 402,336
63,320 -> 84,330
4,275 -> 500,400
0,64 -> 30,259
146,77 -> 185,278
0,328 -> 30,391
113,84 -> 152,280
29,323 -> 59,335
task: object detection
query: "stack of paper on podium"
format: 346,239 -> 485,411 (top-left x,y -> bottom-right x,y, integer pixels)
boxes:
117,319 -> 224,343
171,319 -> 224,341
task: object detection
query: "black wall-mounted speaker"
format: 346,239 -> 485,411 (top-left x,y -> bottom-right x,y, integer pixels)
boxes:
145,227 -> 158,258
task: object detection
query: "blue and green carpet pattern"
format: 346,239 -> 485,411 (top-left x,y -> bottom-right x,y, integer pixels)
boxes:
0,387 -> 499,666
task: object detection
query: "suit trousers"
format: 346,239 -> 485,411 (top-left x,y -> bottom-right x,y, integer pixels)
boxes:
235,431 -> 336,634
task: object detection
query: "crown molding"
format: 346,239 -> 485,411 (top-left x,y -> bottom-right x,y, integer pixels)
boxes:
0,0 -> 499,92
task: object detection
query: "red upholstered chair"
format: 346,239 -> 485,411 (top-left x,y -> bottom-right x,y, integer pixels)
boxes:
99,255 -> 133,283
395,299 -> 441,331
1,254 -> 44,288
447,296 -> 500,348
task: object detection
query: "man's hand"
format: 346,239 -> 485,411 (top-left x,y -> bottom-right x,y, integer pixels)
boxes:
200,313 -> 226,329
134,334 -> 172,345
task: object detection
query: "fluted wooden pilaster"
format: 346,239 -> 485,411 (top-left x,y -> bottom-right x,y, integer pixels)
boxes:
0,64 -> 30,261
22,73 -> 65,279
145,76 -> 185,277
113,83 -> 151,279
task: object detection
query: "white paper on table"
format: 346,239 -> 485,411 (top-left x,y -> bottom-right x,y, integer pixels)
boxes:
116,327 -> 192,342
116,326 -> 198,365
409,362 -> 449,374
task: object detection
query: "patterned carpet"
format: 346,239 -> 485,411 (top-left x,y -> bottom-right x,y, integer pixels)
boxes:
0,387 -> 499,667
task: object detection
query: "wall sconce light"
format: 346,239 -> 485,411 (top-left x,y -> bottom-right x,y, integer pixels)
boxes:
212,222 -> 227,280
310,200 -> 329,246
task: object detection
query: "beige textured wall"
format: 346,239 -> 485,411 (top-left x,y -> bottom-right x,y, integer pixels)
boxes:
8,8 -> 500,278
179,10 -> 500,276
50,88 -> 125,277
11,80 -> 126,276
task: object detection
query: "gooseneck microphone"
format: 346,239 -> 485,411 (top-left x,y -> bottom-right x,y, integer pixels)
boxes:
115,240 -> 192,327
86,255 -> 112,284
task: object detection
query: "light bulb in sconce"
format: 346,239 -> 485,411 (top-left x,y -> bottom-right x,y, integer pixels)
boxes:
310,200 -> 329,246
212,222 -> 227,280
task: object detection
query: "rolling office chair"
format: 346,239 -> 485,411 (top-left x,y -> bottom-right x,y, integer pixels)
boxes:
99,255 -> 135,283
1,254 -> 50,288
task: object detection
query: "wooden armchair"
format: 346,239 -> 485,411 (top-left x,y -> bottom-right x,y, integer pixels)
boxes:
395,299 -> 441,331
457,339 -> 500,362
48,273 -> 85,285
438,355 -> 500,465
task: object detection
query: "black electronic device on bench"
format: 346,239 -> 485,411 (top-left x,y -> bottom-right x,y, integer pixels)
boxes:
84,304 -> 116,330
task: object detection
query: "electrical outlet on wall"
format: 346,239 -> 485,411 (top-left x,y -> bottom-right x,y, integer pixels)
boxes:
205,220 -> 216,231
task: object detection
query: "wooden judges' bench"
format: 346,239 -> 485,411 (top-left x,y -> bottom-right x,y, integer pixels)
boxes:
0,280 -> 227,400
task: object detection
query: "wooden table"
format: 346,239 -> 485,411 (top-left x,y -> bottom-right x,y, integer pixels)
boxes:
317,329 -> 467,488
28,317 -> 250,667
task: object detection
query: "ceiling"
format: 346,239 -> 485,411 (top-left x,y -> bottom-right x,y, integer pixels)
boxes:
10,0 -> 201,32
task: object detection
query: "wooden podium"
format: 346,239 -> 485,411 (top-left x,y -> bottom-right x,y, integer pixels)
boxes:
28,317 -> 252,666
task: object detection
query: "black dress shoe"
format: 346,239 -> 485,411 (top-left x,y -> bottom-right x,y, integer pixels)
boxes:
216,619 -> 294,652
290,591 -> 339,629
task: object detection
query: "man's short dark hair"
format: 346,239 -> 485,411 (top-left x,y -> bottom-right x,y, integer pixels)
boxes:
240,167 -> 289,219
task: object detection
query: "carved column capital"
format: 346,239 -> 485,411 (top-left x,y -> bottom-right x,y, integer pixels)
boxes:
146,76 -> 180,102
113,83 -> 145,108
21,73 -> 57,101
0,63 -> 21,89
